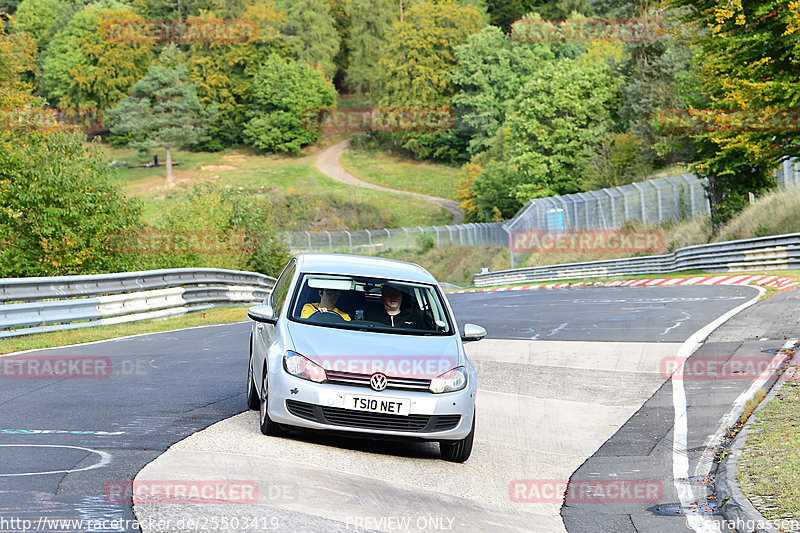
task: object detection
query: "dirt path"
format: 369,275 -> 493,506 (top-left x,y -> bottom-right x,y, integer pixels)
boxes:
315,139 -> 464,224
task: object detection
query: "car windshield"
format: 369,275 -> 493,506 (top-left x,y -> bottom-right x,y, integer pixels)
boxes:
289,274 -> 452,336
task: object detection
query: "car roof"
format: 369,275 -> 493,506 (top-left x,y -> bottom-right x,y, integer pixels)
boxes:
294,253 -> 438,284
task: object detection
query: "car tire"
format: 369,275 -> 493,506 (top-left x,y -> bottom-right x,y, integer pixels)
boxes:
246,335 -> 259,411
259,369 -> 284,437
439,411 -> 475,463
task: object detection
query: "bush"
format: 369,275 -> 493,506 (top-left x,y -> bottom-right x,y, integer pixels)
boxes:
0,121 -> 143,277
128,187 -> 291,277
244,55 -> 337,153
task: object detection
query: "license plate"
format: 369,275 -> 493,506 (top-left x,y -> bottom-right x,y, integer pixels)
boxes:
344,394 -> 410,416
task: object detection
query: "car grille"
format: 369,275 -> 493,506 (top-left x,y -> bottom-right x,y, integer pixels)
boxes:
285,400 -> 461,432
325,370 -> 431,392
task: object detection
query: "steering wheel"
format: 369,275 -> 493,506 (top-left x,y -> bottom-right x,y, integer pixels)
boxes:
309,309 -> 346,323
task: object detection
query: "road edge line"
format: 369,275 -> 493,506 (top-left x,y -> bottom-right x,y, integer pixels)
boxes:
670,286 -> 766,533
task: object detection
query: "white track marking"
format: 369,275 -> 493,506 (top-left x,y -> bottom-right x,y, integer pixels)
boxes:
670,286 -> 764,532
0,444 -> 112,477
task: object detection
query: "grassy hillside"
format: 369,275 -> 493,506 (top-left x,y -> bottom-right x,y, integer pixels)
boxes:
341,148 -> 461,200
377,246 -> 509,288
106,146 -> 452,229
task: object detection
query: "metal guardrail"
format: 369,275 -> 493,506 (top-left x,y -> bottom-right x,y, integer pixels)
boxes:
473,233 -> 800,287
0,268 -> 275,338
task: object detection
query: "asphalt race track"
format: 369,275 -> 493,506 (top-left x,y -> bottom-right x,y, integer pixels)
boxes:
2,284 -> 792,533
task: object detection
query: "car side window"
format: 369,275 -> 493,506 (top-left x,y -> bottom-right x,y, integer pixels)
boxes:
270,260 -> 296,315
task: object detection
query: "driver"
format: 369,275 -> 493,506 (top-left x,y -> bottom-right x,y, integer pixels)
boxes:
300,288 -> 351,321
365,284 -> 423,329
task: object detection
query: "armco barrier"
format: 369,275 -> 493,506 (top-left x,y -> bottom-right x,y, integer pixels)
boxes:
0,268 -> 275,338
473,233 -> 800,287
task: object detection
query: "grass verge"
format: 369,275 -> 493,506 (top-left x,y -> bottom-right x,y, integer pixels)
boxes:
105,146 -> 451,229
737,363 -> 800,526
376,246 -> 509,287
0,306 -> 250,356
340,147 -> 461,201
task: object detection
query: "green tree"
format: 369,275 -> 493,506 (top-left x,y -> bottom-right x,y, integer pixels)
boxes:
452,24 -> 554,157
505,55 -> 620,200
485,0 -> 590,31
0,17 -> 37,109
0,126 -> 142,277
371,1 -> 483,160
186,4 -> 287,150
243,54 -> 337,153
376,1 -> 483,107
108,54 -> 214,181
345,0 -> 398,93
462,53 -> 620,220
0,0 -> 21,15
278,0 -> 340,79
39,2 -> 153,113
14,0 -> 88,52
666,0 -> 800,225
130,0 -> 214,19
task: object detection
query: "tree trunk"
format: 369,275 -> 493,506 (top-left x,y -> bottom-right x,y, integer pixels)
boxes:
165,146 -> 173,182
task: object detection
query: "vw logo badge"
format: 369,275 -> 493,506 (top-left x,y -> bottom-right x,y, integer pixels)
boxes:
370,373 -> 388,391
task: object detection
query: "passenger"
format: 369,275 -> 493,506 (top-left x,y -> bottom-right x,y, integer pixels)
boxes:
300,289 -> 351,321
366,284 -> 424,329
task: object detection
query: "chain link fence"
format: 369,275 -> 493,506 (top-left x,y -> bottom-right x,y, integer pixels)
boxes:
281,160 -> 799,258
504,174 -> 709,234
281,223 -> 507,253
777,158 -> 800,188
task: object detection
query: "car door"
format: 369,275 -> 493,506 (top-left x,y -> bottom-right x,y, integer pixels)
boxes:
253,259 -> 296,384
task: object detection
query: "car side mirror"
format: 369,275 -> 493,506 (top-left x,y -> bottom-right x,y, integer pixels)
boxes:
461,323 -> 486,342
247,305 -> 277,324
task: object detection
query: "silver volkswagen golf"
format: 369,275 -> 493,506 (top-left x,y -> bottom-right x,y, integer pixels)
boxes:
246,253 -> 486,462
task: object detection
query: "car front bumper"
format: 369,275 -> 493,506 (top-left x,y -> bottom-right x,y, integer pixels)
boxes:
266,370 -> 476,441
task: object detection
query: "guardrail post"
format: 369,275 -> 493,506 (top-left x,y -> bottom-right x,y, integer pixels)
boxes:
653,180 -> 664,223
434,227 -> 440,247
631,182 -> 647,224
326,231 -> 332,252
305,231 -> 312,251
404,227 -> 409,248
385,228 -> 392,249
679,175 -> 697,215
663,177 -> 680,219
366,229 -> 372,248
345,231 -> 353,253
589,190 -> 607,229
623,190 -> 630,221
604,189 -> 617,228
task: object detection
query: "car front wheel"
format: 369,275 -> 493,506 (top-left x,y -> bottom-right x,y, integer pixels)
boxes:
439,411 -> 475,463
246,350 -> 259,411
259,370 -> 285,437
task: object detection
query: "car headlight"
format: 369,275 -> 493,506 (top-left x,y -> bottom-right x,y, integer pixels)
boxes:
429,366 -> 467,394
283,351 -> 327,383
